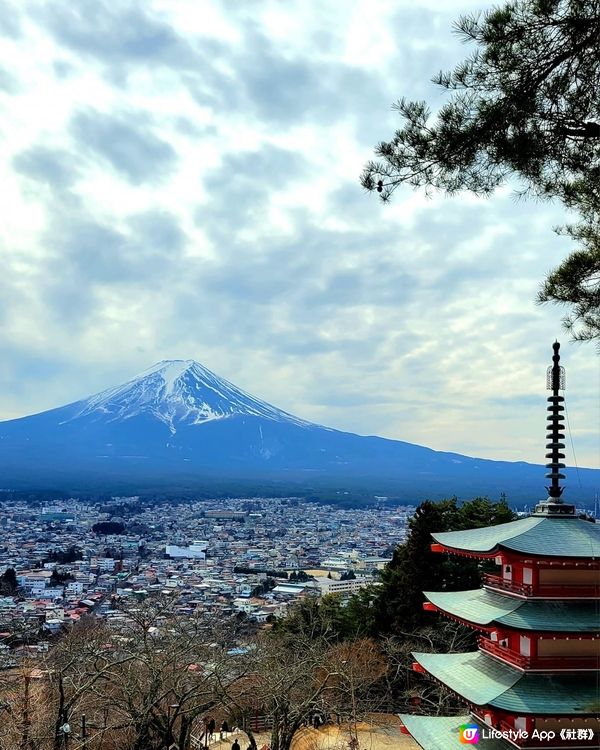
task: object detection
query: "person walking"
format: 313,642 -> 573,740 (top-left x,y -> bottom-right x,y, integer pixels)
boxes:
231,740 -> 241,750
208,717 -> 216,742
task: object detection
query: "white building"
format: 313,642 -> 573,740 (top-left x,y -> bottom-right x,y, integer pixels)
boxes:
165,541 -> 208,559
65,581 -> 84,597
309,577 -> 372,597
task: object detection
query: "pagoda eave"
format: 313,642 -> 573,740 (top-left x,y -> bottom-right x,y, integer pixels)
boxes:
430,542 -> 498,559
422,601 -> 495,632
423,589 -> 600,633
399,714 -> 512,750
431,516 -> 600,560
412,651 -> 600,717
431,542 -> 600,567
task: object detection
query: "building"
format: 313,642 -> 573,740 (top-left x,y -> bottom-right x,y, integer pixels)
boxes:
165,541 -> 208,559
400,343 -> 600,749
40,507 -> 76,522
309,576 -> 372,597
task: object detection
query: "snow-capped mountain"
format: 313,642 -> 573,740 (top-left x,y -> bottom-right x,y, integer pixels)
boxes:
0,360 -> 597,502
67,360 -> 311,432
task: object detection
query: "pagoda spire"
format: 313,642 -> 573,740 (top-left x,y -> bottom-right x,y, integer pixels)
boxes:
545,341 -> 565,501
534,341 -> 575,517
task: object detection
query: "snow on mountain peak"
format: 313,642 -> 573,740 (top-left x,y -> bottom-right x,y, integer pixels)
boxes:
68,359 -> 310,432
146,360 -> 195,395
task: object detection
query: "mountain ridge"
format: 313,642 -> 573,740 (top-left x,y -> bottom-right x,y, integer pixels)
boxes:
62,359 -> 313,431
0,359 -> 597,503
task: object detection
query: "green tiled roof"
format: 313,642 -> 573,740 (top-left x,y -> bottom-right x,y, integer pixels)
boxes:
432,517 -> 541,552
413,651 -> 520,705
425,588 -> 600,632
424,588 -> 521,626
432,517 -> 600,558
399,715 -> 511,750
413,651 -> 600,715
498,600 -> 600,632
493,674 -> 600,715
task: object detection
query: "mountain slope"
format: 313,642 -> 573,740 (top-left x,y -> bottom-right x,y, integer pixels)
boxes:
0,360 -> 597,502
63,360 -> 312,429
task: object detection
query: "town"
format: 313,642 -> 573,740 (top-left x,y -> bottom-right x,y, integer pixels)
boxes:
0,497 -> 411,644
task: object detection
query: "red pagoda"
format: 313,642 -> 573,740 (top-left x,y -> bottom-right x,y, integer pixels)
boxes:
400,343 -> 600,749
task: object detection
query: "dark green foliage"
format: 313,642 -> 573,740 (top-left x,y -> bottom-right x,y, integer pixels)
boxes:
369,497 -> 514,634
362,0 -> 600,341
50,568 -> 75,587
340,570 -> 356,580
538,222 -> 600,342
275,594 -> 371,641
251,577 -> 277,597
288,570 -> 313,582
0,567 -> 17,594
344,585 -> 379,636
47,547 -> 83,564
92,520 -> 125,535
458,496 -> 514,528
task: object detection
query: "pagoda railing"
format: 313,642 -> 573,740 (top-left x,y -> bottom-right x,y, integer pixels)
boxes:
478,638 -> 528,668
479,638 -> 600,671
482,574 -> 532,597
483,574 -> 600,599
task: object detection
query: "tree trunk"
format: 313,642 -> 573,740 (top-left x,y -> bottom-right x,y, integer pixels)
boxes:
270,718 -> 298,750
53,676 -> 66,750
245,728 -> 258,750
19,673 -> 31,750
177,715 -> 190,750
132,721 -> 155,750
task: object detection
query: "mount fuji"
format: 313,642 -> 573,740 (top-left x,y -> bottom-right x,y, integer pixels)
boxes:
0,359 -> 597,501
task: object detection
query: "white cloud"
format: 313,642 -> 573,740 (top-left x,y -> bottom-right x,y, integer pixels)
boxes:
0,0 -> 596,473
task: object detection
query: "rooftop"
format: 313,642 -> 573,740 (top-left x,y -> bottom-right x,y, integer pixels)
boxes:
424,588 -> 600,632
432,516 -> 600,558
413,651 -> 600,715
399,715 -> 510,750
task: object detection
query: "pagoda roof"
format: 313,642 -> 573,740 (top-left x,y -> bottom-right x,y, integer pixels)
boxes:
399,715 -> 511,750
432,516 -> 600,558
413,651 -> 600,715
424,588 -> 600,632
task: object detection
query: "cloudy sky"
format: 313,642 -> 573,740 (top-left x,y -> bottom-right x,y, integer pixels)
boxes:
0,0 -> 597,468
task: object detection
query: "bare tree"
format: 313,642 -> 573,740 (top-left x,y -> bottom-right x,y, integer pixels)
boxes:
225,629 -> 391,750
320,638 -> 389,745
45,618 -> 137,750
93,598 -> 247,750
381,620 -> 474,716
0,661 -> 54,750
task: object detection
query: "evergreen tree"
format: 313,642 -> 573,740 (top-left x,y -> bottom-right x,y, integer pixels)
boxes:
371,497 -> 515,633
0,567 -> 17,594
361,0 -> 600,341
